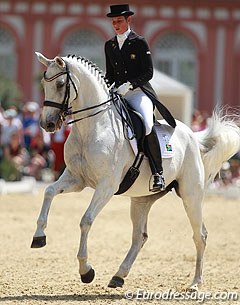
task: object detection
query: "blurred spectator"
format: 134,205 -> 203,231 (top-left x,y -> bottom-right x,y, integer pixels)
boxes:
51,125 -> 70,179
22,101 -> 40,150
219,161 -> 233,186
0,101 -> 60,182
0,131 -> 29,181
24,130 -> 55,181
191,110 -> 209,131
229,151 -> 240,182
0,106 -> 5,125
0,108 -> 23,146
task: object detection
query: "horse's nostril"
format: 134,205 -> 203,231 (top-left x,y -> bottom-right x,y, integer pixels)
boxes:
46,122 -> 55,132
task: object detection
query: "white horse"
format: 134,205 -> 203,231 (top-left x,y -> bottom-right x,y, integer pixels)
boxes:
31,52 -> 240,290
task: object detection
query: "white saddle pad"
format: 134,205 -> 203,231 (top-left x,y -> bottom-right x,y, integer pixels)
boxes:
128,121 -> 174,158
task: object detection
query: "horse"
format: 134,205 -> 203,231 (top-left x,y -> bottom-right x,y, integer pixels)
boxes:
31,52 -> 240,291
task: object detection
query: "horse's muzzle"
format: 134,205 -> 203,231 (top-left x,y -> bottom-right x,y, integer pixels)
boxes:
40,113 -> 62,132
45,122 -> 56,132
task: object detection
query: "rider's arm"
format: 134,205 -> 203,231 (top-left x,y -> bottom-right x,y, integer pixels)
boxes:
128,37 -> 154,89
104,42 -> 115,86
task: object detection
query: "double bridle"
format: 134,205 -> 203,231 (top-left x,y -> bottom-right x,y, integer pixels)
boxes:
43,60 -> 112,125
43,62 -> 79,123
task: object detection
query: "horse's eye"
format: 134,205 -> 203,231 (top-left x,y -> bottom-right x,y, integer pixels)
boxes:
56,80 -> 65,89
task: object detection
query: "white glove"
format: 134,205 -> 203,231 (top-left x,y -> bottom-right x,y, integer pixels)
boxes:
116,81 -> 133,96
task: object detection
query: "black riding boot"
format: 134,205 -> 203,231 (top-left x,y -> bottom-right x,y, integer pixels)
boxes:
144,126 -> 165,192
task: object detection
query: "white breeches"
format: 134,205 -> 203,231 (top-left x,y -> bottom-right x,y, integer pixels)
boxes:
124,88 -> 154,135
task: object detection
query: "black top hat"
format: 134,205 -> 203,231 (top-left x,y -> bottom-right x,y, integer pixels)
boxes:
106,4 -> 134,17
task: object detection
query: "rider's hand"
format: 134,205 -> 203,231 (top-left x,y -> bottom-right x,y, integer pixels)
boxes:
116,81 -> 133,96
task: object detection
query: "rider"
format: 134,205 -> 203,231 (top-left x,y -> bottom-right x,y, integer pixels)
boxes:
104,4 -> 176,192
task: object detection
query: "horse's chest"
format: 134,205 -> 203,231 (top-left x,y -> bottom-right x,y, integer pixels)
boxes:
64,143 -> 103,177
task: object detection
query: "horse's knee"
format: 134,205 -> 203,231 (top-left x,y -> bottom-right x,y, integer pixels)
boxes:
80,214 -> 93,231
45,185 -> 56,198
193,231 -> 207,248
132,231 -> 148,249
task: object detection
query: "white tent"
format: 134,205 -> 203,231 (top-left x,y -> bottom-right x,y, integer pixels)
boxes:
150,69 -> 193,127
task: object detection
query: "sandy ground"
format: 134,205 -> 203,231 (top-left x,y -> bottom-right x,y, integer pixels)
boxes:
0,186 -> 239,305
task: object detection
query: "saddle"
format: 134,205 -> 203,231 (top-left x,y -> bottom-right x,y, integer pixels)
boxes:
115,98 -> 174,195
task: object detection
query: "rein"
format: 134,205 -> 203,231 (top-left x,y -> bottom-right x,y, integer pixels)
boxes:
67,92 -> 135,138
66,99 -> 112,125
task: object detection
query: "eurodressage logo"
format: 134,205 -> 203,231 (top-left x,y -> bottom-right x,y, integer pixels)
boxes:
166,144 -> 172,151
124,288 -> 239,302
162,134 -> 172,152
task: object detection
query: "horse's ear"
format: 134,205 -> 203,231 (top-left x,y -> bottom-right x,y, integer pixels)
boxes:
35,52 -> 51,67
54,56 -> 66,70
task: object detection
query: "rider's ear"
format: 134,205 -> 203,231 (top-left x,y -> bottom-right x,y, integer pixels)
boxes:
35,52 -> 51,67
55,56 -> 66,70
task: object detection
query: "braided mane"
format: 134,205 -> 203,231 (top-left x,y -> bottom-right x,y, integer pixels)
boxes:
66,54 -> 110,93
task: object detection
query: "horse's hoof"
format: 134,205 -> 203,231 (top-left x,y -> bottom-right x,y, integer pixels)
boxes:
108,276 -> 124,288
31,236 -> 46,248
187,283 -> 199,292
80,268 -> 95,283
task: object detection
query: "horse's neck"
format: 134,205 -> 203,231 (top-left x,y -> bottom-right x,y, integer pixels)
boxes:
73,64 -> 108,110
70,66 -> 111,134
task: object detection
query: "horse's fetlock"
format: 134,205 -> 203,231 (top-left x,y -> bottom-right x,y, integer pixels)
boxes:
37,218 -> 47,228
119,266 -> 130,278
77,255 -> 87,263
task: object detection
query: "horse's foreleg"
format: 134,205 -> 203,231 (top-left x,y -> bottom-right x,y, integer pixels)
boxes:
108,197 -> 153,288
77,185 -> 114,284
31,169 -> 83,248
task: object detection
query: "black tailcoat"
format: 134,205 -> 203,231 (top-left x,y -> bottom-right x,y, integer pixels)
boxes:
104,31 -> 176,128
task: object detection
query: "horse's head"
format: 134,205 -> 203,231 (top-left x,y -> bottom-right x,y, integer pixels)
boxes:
36,52 -> 78,132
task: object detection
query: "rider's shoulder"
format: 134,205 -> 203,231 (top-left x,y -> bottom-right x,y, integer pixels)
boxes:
129,31 -> 148,44
105,37 -> 116,50
105,37 -> 115,44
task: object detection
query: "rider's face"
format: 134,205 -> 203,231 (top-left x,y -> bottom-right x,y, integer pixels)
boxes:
111,16 -> 131,35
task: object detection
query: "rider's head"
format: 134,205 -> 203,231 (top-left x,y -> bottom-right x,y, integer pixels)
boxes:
106,4 -> 134,35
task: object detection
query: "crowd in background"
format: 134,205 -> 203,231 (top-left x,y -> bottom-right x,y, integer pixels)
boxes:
0,104 -> 239,186
0,102 -> 70,182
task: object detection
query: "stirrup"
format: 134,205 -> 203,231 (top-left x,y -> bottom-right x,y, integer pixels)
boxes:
150,173 -> 165,192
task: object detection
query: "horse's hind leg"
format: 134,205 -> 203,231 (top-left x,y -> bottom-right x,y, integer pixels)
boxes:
180,184 -> 208,290
108,196 -> 154,288
31,168 -> 84,248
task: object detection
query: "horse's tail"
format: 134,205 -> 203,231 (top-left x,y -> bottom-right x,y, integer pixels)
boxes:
195,110 -> 240,185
